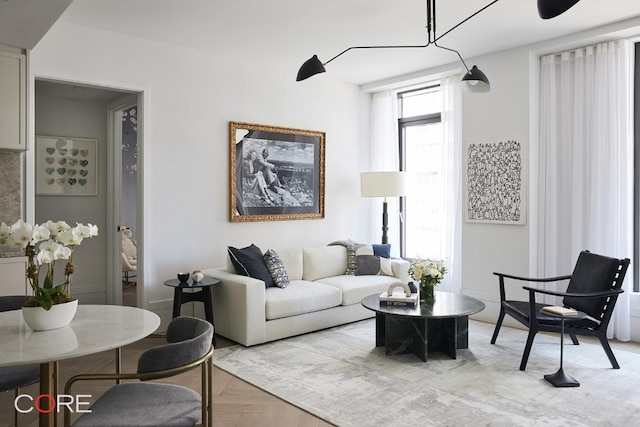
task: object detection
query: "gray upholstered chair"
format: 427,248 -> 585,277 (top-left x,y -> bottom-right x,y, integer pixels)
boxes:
0,295 -> 41,427
65,316 -> 214,427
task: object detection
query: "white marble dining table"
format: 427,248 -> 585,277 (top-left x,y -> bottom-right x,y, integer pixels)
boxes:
0,304 -> 161,427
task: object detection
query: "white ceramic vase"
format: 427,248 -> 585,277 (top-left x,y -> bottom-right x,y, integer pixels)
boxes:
21,299 -> 78,331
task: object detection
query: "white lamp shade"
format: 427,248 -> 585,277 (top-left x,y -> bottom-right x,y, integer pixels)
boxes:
361,171 -> 408,197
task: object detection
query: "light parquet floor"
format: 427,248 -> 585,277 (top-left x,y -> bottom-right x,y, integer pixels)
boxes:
0,332 -> 334,427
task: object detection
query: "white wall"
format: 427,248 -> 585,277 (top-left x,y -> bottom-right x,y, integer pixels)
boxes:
30,21 -> 373,324
459,48 -> 532,325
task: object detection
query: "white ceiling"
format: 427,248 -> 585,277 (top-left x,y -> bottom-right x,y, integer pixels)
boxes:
0,0 -> 72,50
7,0 -> 640,86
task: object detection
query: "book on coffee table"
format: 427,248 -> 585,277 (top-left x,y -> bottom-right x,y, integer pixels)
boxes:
379,290 -> 418,308
541,306 -> 578,316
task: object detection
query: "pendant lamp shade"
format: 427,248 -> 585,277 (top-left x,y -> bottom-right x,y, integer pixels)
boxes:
461,65 -> 490,93
297,55 -> 326,81
537,0 -> 581,19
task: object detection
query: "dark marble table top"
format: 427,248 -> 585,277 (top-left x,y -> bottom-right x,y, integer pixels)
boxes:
362,291 -> 485,319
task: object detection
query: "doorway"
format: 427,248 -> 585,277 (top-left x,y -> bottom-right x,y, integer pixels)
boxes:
112,99 -> 139,307
34,79 -> 142,307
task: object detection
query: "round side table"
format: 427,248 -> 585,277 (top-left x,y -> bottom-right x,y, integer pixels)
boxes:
164,277 -> 220,344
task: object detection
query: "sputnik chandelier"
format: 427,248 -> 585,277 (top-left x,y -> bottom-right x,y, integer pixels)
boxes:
296,0 -> 582,91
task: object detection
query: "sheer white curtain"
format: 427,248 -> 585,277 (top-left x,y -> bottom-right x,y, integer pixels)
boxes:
439,76 -> 462,293
369,91 -> 400,255
538,40 -> 633,339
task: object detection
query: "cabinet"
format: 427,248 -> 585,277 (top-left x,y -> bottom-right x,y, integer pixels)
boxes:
0,45 -> 27,151
0,256 -> 28,295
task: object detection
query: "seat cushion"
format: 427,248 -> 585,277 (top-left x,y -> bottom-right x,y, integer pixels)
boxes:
265,280 -> 342,320
0,365 -> 40,392
73,382 -> 201,427
504,300 -> 599,329
317,275 -> 399,306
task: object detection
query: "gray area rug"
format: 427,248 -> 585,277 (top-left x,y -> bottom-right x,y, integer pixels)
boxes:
213,319 -> 640,426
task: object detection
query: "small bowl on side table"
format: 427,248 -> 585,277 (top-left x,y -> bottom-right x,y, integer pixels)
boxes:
177,272 -> 190,283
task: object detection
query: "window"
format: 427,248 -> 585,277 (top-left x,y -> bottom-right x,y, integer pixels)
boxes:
398,85 -> 445,259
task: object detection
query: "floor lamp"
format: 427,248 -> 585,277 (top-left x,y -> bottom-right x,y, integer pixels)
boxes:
361,171 -> 408,244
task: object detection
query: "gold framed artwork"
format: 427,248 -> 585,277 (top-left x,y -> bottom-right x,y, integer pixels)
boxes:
229,121 -> 325,222
35,135 -> 98,196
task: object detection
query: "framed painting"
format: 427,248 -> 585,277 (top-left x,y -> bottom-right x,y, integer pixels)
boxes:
464,136 -> 527,225
230,121 -> 325,222
35,135 -> 98,196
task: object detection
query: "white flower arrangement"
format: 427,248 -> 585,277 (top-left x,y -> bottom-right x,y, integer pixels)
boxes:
408,258 -> 446,289
0,219 -> 98,310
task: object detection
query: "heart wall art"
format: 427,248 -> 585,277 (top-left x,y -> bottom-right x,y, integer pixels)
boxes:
35,135 -> 98,196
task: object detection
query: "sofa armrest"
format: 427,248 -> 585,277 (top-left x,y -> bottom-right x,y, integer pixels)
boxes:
201,267 -> 267,346
390,258 -> 411,283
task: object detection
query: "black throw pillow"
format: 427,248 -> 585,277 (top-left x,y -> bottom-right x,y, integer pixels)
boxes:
227,244 -> 275,288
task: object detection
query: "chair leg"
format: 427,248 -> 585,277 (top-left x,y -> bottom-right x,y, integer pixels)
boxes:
598,335 -> 620,369
569,333 -> 579,345
490,310 -> 505,344
15,388 -> 20,427
519,329 -> 538,371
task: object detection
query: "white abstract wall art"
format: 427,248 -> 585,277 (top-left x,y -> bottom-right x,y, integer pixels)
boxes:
464,136 -> 527,225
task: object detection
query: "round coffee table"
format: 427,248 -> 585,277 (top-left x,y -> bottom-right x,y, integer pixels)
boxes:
361,291 -> 485,362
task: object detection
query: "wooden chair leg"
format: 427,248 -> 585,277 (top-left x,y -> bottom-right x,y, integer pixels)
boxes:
14,388 -> 20,427
598,335 -> 620,369
519,329 -> 538,371
490,309 -> 505,344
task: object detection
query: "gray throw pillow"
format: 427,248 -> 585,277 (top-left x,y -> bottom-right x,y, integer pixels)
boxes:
329,239 -> 360,275
264,249 -> 290,288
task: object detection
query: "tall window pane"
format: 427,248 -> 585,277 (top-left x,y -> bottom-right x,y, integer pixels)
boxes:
398,85 -> 444,259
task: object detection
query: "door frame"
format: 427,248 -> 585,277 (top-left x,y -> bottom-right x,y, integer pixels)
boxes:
30,75 -> 146,307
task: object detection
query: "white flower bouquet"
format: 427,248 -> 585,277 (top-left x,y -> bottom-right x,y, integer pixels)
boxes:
0,219 -> 98,310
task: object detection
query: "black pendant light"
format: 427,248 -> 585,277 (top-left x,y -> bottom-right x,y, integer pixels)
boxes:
296,0 -> 496,92
297,0 -> 583,85
462,65 -> 490,93
538,0 -> 581,19
296,55 -> 326,81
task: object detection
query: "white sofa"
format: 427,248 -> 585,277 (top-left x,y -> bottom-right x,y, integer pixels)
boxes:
201,245 -> 410,346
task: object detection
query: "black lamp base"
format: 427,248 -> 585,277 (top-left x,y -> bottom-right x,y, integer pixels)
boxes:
381,200 -> 388,244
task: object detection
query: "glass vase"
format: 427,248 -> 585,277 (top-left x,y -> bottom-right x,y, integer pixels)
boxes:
420,278 -> 436,304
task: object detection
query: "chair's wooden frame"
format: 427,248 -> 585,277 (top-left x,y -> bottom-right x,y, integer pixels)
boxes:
63,346 -> 213,427
491,254 -> 629,371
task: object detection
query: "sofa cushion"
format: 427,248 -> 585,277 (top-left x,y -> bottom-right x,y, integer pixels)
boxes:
227,244 -> 275,288
373,244 -> 391,258
316,275 -> 401,306
265,280 -> 342,320
328,240 -> 358,275
354,245 -> 393,276
302,246 -> 347,281
263,249 -> 290,288
355,255 -> 393,276
273,247 -> 304,281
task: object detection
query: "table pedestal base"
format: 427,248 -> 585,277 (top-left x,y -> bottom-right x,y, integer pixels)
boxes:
544,367 -> 580,387
375,312 -> 469,362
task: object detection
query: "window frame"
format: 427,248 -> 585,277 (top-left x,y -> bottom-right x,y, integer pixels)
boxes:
397,111 -> 442,258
